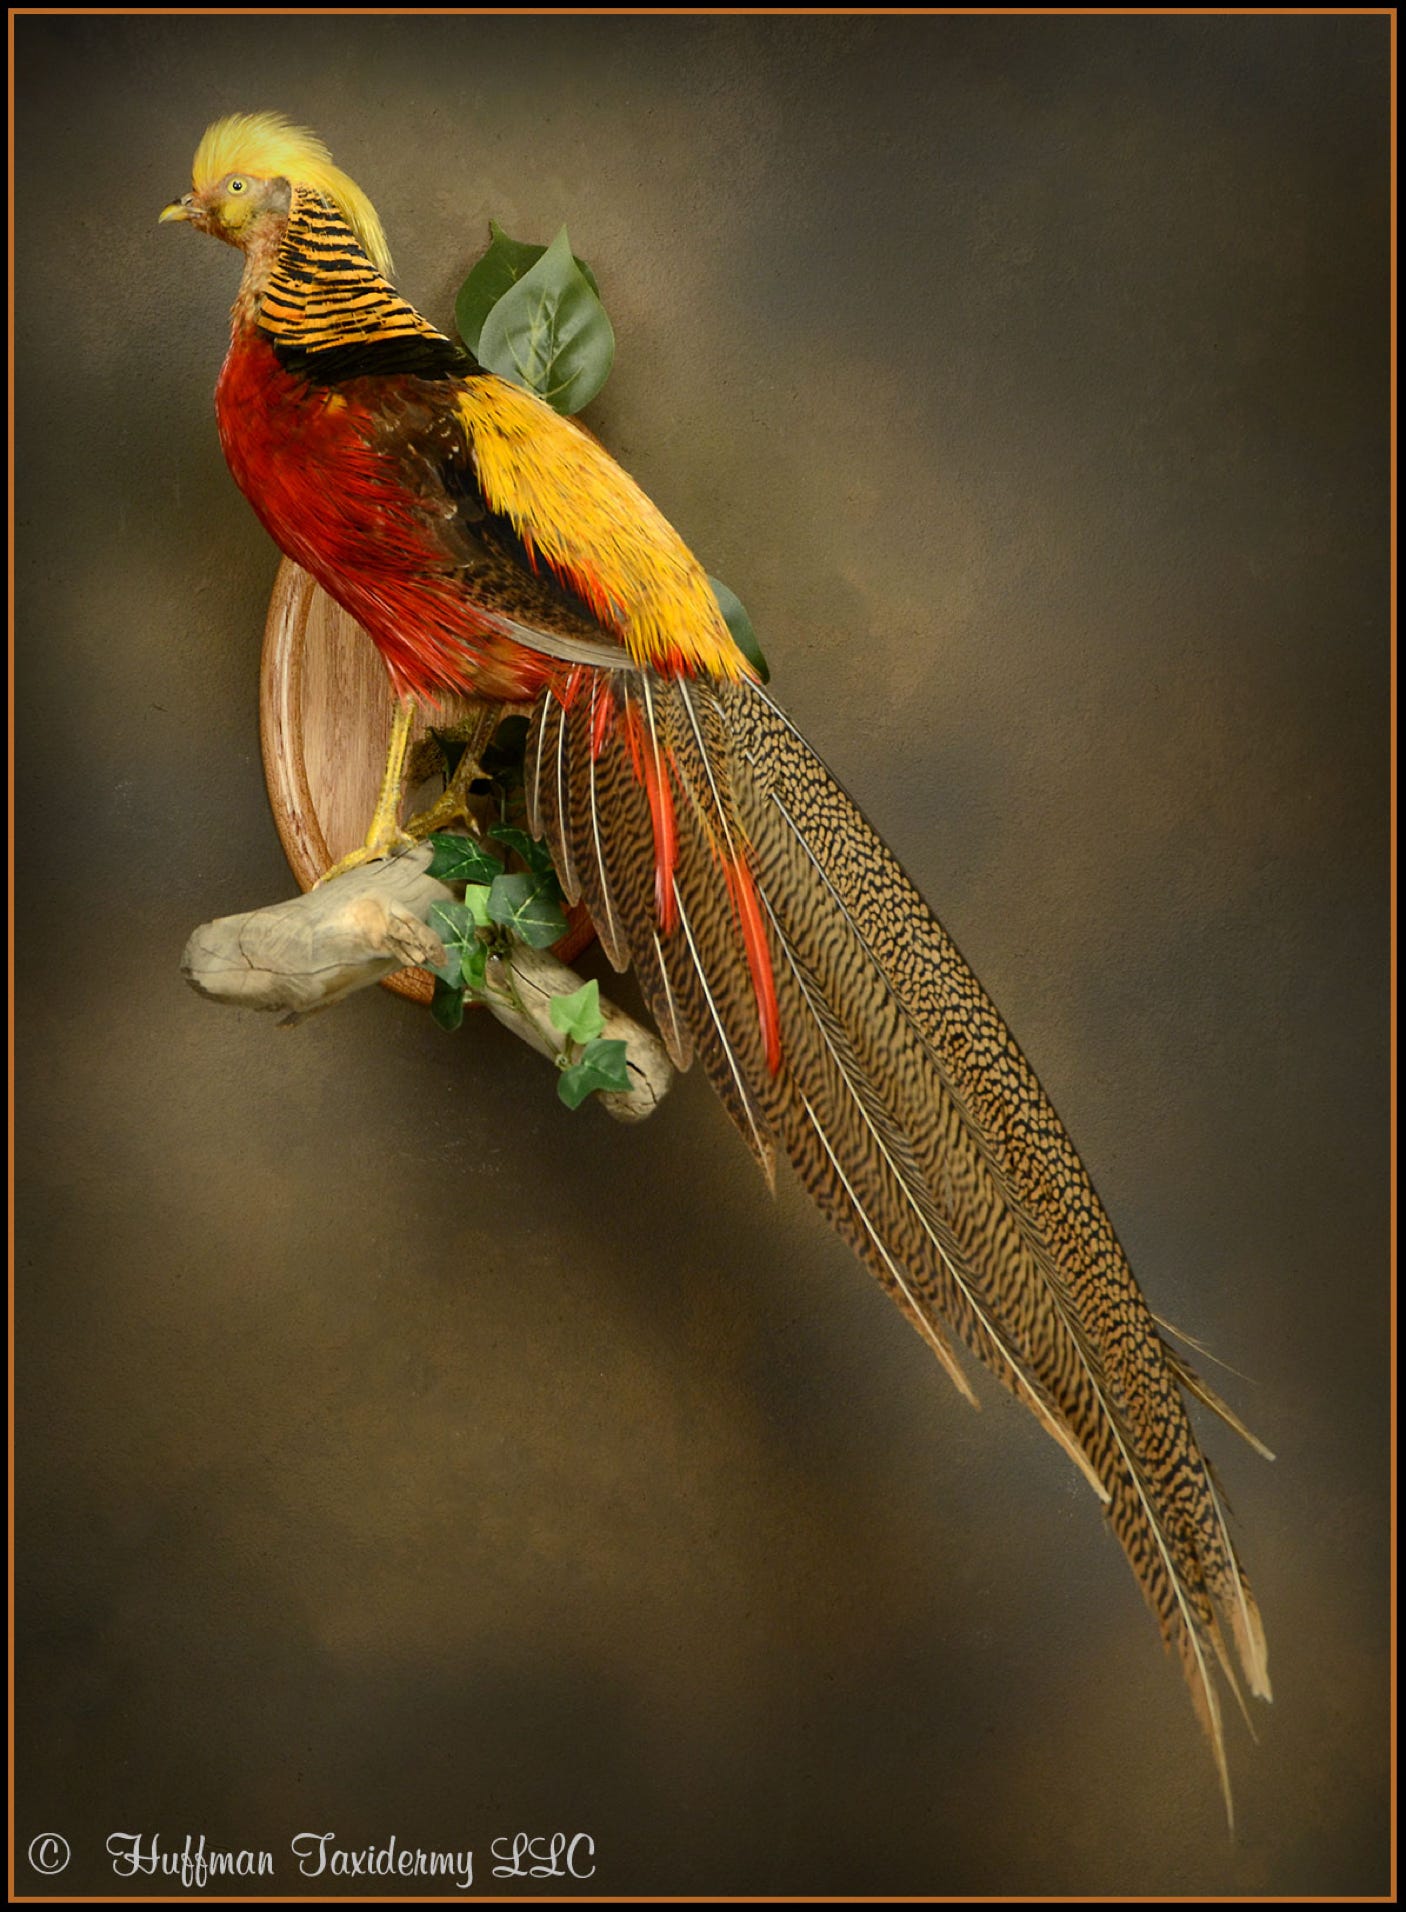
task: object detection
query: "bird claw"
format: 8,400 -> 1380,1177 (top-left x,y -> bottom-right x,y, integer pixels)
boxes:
315,826 -> 417,886
404,780 -> 479,841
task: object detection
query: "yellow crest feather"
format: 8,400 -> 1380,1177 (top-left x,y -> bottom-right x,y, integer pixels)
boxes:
190,112 -> 392,278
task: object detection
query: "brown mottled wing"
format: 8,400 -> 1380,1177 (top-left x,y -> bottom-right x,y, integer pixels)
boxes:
527,666 -> 1270,1820
319,375 -> 639,698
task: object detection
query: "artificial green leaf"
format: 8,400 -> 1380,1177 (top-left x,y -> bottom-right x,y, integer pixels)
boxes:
456,221 -> 601,356
582,1037 -> 630,1089
426,833 -> 505,885
462,941 -> 488,993
456,227 -> 542,357
427,899 -> 486,987
708,576 -> 770,683
488,870 -> 569,948
558,1037 -> 632,1109
549,978 -> 606,1047
461,883 -> 493,927
477,226 -> 615,414
430,974 -> 465,1032
489,822 -> 557,877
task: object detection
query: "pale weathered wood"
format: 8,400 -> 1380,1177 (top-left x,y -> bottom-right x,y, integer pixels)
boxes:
183,846 -> 454,1018
182,845 -> 674,1122
476,946 -> 674,1123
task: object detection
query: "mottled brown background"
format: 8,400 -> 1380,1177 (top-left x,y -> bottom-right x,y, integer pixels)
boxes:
15,13 -> 1389,1898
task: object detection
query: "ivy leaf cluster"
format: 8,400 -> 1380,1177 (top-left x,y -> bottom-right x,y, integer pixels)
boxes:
461,224 -> 614,416
426,812 -> 626,1115
547,981 -> 632,1110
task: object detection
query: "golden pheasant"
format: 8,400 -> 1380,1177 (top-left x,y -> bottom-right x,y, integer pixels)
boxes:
162,112 -> 1271,1816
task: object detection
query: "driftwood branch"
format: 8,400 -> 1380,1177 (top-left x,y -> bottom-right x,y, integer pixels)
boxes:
181,844 -> 674,1122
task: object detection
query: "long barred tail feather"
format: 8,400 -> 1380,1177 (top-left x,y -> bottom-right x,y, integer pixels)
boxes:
526,665 -> 1271,1820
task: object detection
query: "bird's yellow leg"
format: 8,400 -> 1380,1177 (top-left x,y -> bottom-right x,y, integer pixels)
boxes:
316,699 -> 418,885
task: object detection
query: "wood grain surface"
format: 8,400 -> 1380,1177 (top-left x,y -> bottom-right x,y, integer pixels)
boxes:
259,559 -> 594,1002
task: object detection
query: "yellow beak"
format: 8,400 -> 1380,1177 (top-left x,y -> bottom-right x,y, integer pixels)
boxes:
159,197 -> 193,224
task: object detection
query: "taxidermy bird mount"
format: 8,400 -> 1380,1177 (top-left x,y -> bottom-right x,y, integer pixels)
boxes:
163,111 -> 1272,1823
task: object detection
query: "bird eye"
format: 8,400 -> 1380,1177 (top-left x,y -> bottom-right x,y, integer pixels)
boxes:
228,177 -> 247,194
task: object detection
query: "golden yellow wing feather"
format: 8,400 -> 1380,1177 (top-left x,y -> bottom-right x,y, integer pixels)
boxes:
458,378 -> 754,682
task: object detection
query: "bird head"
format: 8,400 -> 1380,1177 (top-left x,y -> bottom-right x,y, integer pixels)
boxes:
159,112 -> 393,278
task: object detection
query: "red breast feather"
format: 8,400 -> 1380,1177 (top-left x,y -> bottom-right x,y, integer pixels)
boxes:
216,331 -> 548,704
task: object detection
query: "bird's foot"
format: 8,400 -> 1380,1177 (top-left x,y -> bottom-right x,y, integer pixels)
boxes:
403,709 -> 498,840
404,780 -> 478,841
315,822 -> 417,887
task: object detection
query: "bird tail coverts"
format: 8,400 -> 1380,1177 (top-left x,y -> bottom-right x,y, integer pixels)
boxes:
527,666 -> 1270,1822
